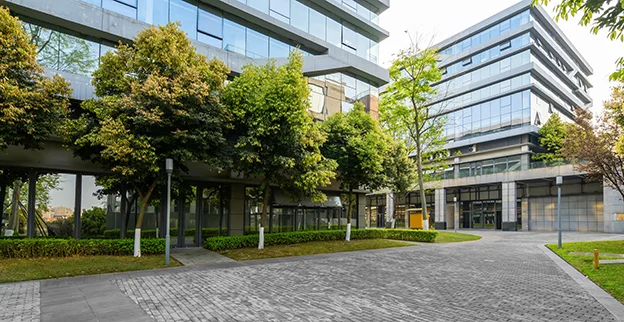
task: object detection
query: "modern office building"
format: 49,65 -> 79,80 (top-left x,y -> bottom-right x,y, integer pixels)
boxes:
0,0 -> 391,245
369,0 -> 624,233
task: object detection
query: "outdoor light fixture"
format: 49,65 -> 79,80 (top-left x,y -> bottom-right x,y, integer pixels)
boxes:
165,158 -> 173,265
556,176 -> 562,249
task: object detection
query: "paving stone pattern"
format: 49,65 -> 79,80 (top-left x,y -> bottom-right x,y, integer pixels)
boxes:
0,282 -> 40,322
114,233 -> 619,322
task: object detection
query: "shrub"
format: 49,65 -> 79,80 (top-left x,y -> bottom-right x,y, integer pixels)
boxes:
0,238 -> 165,259
103,228 -> 223,239
80,207 -> 107,237
204,229 -> 438,251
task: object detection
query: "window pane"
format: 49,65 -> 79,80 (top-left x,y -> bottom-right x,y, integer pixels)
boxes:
138,0 -> 168,25
357,33 -> 369,59
270,0 -> 290,21
342,23 -> 357,49
269,38 -> 289,57
198,8 -> 223,39
248,0 -> 269,14
290,0 -> 308,32
326,18 -> 341,47
198,33 -> 222,48
246,28 -> 269,58
309,8 -> 326,40
170,0 -> 197,39
223,19 -> 245,55
102,0 -> 136,18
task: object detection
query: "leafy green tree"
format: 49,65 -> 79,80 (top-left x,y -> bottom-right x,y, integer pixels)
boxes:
380,45 -> 447,229
383,136 -> 416,224
533,0 -> 624,81
0,7 -> 71,151
222,52 -> 337,249
62,23 -> 231,256
81,207 -> 107,237
533,113 -> 569,164
321,102 -> 386,240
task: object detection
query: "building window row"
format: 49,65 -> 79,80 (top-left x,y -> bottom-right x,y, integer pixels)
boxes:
443,90 -> 532,140
340,0 -> 380,24
441,33 -> 530,79
432,73 -> 531,113
531,76 -> 576,112
308,73 -> 380,119
437,50 -> 531,93
440,10 -> 529,57
531,13 -> 587,77
458,156 -> 522,178
81,0 -> 379,63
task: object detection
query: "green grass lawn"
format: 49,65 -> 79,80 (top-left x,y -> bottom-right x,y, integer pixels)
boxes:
0,255 -> 181,283
434,231 -> 482,243
218,239 -> 413,261
548,240 -> 624,304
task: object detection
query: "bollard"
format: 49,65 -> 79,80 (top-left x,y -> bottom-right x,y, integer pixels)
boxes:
594,249 -> 599,270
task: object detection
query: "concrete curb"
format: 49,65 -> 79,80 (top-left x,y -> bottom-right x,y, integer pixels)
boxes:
539,244 -> 624,322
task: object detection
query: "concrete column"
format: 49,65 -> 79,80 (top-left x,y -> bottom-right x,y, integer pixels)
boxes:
502,181 -> 517,231
434,188 -> 447,230
385,192 -> 394,227
229,184 -> 245,236
521,185 -> 529,231
357,193 -> 366,229
603,183 -> 624,233
73,174 -> 82,239
26,170 -> 37,238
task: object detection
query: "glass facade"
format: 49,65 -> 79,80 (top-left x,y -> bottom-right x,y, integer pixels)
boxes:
458,155 -> 522,178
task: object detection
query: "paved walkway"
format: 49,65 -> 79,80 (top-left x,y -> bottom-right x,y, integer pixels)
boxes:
1,231 -> 623,322
171,247 -> 235,266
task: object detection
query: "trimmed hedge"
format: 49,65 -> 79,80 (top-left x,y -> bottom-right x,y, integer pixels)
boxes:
0,238 -> 166,259
103,228 -> 223,239
204,229 -> 438,251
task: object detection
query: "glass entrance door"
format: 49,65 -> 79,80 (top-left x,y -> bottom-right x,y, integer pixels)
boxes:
470,201 -> 499,229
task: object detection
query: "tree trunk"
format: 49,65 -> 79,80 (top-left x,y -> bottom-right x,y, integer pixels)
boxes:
8,180 -> 21,234
416,141 -> 429,231
0,177 -> 6,235
346,187 -> 353,241
133,181 -> 158,257
259,184 -> 270,250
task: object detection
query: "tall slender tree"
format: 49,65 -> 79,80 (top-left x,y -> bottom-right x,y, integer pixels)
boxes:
383,136 -> 417,226
321,102 -> 387,240
223,52 -> 337,249
380,45 -> 448,230
62,23 -> 231,256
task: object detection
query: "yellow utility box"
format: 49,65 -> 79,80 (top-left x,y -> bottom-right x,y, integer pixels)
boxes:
408,208 -> 430,229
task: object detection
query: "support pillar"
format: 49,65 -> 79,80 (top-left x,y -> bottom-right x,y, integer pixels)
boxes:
229,184 -> 245,236
521,185 -> 529,231
502,182 -> 517,231
73,174 -> 82,239
385,192 -> 394,228
434,188 -> 447,230
195,185 -> 202,246
26,170 -> 36,238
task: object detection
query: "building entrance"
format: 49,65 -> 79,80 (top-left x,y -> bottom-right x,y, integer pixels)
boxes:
461,200 -> 502,229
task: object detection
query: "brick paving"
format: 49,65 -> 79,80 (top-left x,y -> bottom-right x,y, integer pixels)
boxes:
1,231 -> 623,322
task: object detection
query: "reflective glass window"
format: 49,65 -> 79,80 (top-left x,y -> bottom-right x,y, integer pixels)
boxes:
342,23 -> 357,49
248,0 -> 269,14
357,33 -> 369,59
269,38 -> 289,57
326,18 -> 341,47
138,0 -> 168,26
198,8 -> 223,39
170,0 -> 197,39
270,0 -> 290,22
103,0 -> 136,18
246,28 -> 269,58
309,8 -> 326,40
290,0 -> 309,32
223,19 -> 245,55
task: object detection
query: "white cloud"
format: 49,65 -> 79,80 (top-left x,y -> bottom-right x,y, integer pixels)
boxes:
378,0 -> 624,115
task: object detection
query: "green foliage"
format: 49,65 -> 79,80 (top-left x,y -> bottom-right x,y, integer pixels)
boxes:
204,229 -> 438,251
383,137 -> 417,195
533,0 -> 624,81
532,113 -> 569,164
0,6 -> 71,152
0,238 -> 165,259
222,51 -> 337,227
380,45 -> 448,221
61,23 -> 231,241
80,207 -> 107,237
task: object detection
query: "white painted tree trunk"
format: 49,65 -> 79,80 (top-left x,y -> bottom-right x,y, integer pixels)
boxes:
423,219 -> 429,231
346,223 -> 351,241
258,227 -> 265,250
134,229 -> 141,257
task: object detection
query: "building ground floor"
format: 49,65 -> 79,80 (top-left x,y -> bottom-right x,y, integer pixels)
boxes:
368,171 -> 624,234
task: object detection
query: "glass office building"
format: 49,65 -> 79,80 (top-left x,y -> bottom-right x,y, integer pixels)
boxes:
0,0 -> 391,242
371,1 -> 622,233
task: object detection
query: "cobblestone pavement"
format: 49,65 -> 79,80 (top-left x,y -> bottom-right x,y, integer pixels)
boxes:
0,282 -> 39,322
1,231 -> 623,322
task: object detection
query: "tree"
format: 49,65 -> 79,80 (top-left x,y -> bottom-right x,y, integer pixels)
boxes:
379,45 -> 448,230
0,7 -> 71,152
222,52 -> 337,249
533,0 -> 624,81
81,207 -> 107,237
383,136 -> 417,226
321,102 -> 386,240
562,86 -> 624,199
62,23 -> 231,256
532,113 -> 569,164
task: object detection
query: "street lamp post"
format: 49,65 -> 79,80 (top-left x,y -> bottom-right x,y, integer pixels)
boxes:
556,176 -> 562,249
165,158 -> 173,265
453,196 -> 458,233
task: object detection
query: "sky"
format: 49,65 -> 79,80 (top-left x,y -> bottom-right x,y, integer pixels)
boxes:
378,0 -> 624,116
